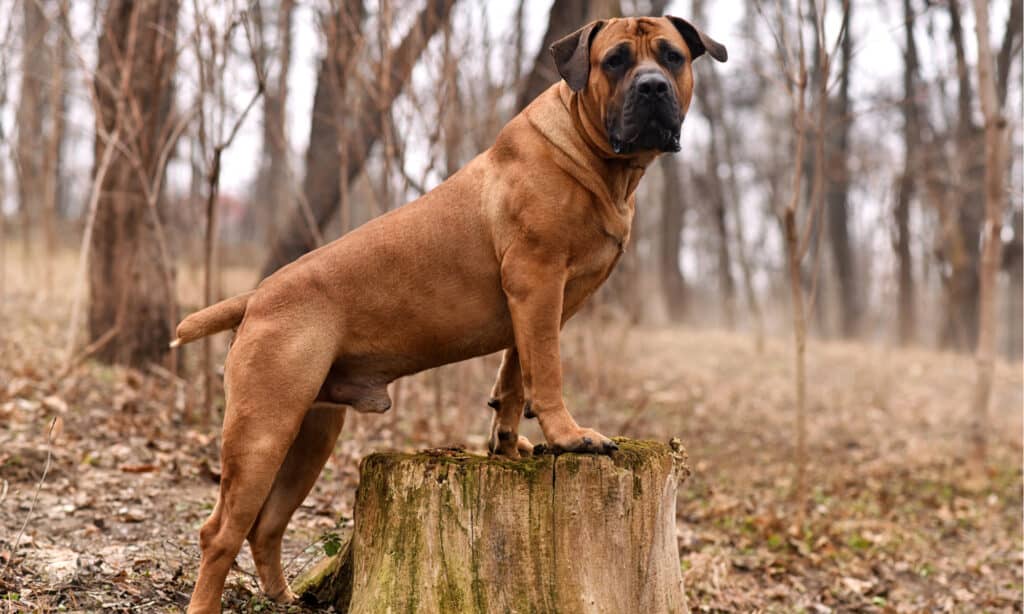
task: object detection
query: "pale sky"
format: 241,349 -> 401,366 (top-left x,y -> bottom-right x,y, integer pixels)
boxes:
0,0 -> 1016,226
209,0 -> 930,194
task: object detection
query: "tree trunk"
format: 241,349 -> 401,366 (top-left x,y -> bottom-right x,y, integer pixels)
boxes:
250,0 -> 295,243
941,0 -> 984,352
1004,209 -> 1023,360
515,0 -> 591,112
88,0 -> 179,367
699,29 -> 763,348
41,0 -> 70,295
296,440 -> 691,614
797,0 -> 829,337
895,0 -> 920,345
826,1 -> 858,338
16,0 -> 48,266
691,0 -> 735,327
996,0 -> 1023,109
969,0 -> 1009,461
260,0 -> 456,278
659,157 -> 686,321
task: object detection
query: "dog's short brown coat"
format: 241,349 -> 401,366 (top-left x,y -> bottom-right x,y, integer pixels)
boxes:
179,16 -> 725,613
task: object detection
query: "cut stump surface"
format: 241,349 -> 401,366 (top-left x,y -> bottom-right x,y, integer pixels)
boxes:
295,438 -> 690,614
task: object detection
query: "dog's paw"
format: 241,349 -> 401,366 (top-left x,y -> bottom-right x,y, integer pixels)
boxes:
265,586 -> 298,604
489,430 -> 534,459
549,428 -> 618,455
516,435 -> 534,456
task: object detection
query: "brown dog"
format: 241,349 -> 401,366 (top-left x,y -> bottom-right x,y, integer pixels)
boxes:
176,16 -> 725,613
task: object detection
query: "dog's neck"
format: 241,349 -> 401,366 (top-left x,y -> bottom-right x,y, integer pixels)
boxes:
526,84 -> 656,217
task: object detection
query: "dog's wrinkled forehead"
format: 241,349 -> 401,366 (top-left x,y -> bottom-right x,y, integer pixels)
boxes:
550,16 -> 727,94
591,17 -> 691,61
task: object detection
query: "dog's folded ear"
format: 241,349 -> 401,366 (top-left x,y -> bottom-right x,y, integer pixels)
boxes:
666,16 -> 727,63
550,20 -> 606,92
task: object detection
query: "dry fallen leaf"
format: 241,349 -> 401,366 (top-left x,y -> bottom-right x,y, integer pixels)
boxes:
119,464 -> 159,474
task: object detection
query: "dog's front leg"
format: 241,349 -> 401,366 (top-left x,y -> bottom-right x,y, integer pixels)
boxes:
501,254 -> 617,454
487,348 -> 534,458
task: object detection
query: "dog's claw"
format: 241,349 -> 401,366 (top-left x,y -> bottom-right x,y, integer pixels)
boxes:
548,428 -> 617,455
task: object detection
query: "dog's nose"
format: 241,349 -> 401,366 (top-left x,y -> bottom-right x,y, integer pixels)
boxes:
635,72 -> 670,98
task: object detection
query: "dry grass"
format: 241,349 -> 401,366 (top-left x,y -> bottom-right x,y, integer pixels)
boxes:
1,250 -> 1021,612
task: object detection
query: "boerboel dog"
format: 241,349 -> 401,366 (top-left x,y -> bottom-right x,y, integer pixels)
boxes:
175,15 -> 725,613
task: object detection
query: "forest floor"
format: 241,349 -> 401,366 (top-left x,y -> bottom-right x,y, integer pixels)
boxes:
1,268 -> 1022,613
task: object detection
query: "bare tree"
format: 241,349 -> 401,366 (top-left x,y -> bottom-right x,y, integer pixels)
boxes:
516,0 -> 591,111
15,0 -> 49,268
261,0 -> 457,277
189,1 -> 266,418
693,0 -> 736,327
88,0 -> 181,367
0,4 -> 14,312
659,157 -> 687,321
996,0 -> 1023,110
250,0 -> 295,242
761,0 -> 847,519
825,1 -> 858,337
969,0 -> 1010,461
894,0 -> 921,345
1005,209 -> 1023,359
997,0 -> 1022,361
940,0 -> 983,351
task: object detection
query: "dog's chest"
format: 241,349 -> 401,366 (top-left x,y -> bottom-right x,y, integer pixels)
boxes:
570,194 -> 633,277
567,233 -> 626,295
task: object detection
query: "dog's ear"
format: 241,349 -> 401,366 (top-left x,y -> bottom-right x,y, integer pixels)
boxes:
550,20 -> 606,92
666,16 -> 727,63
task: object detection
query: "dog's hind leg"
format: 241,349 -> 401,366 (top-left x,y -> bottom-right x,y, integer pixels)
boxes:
247,403 -> 346,602
487,348 -> 534,458
188,329 -> 332,614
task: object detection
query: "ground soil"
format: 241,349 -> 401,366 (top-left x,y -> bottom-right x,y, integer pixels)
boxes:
2,276 -> 1021,613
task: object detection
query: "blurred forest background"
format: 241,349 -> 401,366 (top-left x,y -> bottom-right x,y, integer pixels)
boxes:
0,0 -> 1022,611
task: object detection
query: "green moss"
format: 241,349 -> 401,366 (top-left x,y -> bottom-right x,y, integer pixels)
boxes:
562,454 -> 582,476
364,448 -> 552,481
327,440 -> 681,612
439,573 -> 467,612
292,553 -> 340,596
362,439 -> 671,478
610,438 -> 671,472
293,532 -> 353,610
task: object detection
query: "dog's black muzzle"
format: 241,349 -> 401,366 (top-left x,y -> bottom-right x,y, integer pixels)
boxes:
608,71 -> 683,155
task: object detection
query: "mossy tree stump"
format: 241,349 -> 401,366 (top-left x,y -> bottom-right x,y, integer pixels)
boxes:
295,438 -> 690,614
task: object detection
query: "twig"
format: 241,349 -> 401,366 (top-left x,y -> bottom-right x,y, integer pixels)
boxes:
57,324 -> 121,379
194,2 -> 266,421
0,417 -> 59,581
281,532 -> 332,575
62,129 -> 121,369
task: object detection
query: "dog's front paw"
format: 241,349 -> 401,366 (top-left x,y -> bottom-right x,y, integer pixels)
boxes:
489,429 -> 534,459
549,428 -> 618,455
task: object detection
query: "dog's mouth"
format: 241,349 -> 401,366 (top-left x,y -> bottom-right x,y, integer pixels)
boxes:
609,121 -> 681,155
607,91 -> 683,155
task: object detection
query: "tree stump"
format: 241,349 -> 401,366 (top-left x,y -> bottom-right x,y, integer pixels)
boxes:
295,438 -> 690,614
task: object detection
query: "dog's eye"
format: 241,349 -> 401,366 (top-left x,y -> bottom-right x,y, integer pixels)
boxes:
603,53 -> 625,70
665,50 -> 684,66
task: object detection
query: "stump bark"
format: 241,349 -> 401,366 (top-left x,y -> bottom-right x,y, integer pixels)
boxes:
295,438 -> 690,614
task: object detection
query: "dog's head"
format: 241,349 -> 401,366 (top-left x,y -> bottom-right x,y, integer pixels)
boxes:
551,16 -> 727,156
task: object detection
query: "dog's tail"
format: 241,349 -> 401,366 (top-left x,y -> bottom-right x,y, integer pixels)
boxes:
170,291 -> 254,347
